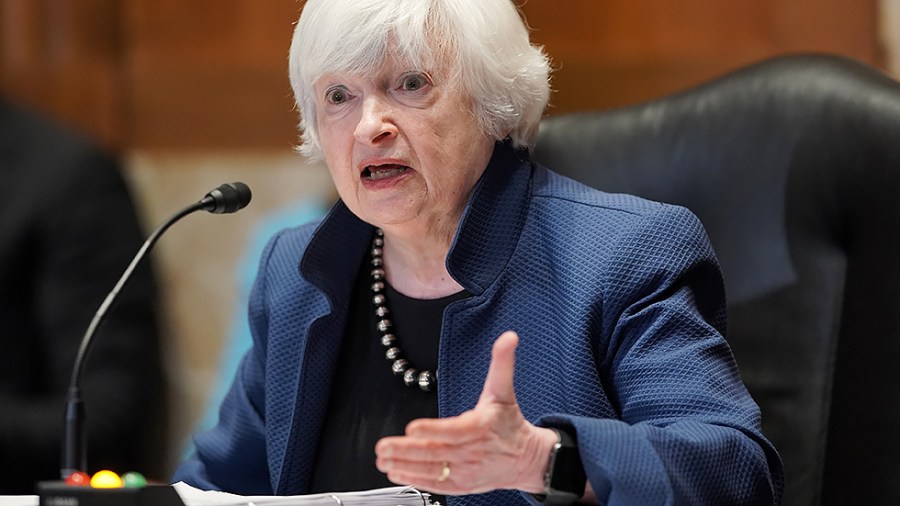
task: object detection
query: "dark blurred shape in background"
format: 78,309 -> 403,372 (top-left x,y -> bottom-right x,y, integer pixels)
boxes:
0,96 -> 166,494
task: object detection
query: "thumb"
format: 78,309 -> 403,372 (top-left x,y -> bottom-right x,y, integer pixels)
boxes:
479,330 -> 519,405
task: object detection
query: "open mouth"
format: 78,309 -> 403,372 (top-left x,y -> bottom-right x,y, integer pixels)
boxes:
363,164 -> 410,181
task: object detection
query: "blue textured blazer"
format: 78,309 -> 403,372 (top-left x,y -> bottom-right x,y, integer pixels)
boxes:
175,142 -> 783,505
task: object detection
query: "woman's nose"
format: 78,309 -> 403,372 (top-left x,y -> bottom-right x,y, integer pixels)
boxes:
354,96 -> 398,145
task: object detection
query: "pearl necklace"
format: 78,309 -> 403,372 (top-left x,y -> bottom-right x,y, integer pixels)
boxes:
370,228 -> 437,392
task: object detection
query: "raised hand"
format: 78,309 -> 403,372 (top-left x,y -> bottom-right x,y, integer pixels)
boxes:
374,331 -> 558,495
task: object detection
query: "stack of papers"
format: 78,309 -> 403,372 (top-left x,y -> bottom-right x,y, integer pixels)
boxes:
172,482 -> 439,506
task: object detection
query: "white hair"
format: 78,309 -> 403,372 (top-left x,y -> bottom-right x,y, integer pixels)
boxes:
288,0 -> 552,161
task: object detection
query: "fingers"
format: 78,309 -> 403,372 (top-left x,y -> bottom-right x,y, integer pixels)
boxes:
480,330 -> 519,405
378,455 -> 495,495
379,459 -> 461,495
401,410 -> 486,444
375,330 -> 527,495
393,330 -> 521,443
376,433 -> 485,463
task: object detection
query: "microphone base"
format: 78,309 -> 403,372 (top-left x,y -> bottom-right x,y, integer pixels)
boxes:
37,481 -> 185,506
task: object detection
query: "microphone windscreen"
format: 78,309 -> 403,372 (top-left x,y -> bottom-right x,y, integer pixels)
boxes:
201,182 -> 252,214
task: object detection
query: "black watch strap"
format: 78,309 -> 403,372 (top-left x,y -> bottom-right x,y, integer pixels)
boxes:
531,427 -> 586,505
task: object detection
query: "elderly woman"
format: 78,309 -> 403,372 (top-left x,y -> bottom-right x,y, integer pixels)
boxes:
175,0 -> 783,504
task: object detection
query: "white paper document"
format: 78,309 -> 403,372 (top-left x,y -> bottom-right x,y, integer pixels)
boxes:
172,481 -> 439,506
0,497 -> 37,506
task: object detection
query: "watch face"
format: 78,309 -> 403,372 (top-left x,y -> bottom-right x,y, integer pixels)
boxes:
547,445 -> 586,501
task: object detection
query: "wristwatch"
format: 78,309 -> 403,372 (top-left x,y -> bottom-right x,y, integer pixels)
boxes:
531,427 -> 586,505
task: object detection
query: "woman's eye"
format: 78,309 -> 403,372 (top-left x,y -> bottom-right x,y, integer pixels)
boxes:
326,88 -> 348,104
401,74 -> 428,91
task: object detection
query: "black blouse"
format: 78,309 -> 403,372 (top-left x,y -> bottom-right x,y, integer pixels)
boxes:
308,254 -> 467,503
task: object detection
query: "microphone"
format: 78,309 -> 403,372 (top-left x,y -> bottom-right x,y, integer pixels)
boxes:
44,182 -> 251,505
199,181 -> 252,214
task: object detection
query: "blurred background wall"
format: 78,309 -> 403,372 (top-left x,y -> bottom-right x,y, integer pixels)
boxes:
1,0 -> 896,476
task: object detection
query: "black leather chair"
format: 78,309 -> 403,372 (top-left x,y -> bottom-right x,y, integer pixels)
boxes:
533,54 -> 900,506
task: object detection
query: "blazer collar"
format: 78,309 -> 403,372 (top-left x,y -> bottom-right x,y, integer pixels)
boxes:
447,140 -> 533,295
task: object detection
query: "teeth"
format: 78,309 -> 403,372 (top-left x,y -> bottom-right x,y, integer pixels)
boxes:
366,166 -> 408,180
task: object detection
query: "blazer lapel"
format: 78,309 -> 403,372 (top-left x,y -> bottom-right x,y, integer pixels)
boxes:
272,204 -> 372,494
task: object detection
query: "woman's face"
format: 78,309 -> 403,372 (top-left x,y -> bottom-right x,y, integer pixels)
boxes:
314,55 -> 495,238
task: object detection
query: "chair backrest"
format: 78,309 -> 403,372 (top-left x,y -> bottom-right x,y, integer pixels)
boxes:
533,54 -> 900,506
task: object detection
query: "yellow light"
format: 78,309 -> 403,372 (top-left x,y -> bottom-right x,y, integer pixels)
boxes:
90,470 -> 124,488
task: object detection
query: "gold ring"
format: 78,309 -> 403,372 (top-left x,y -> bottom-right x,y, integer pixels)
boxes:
437,461 -> 451,482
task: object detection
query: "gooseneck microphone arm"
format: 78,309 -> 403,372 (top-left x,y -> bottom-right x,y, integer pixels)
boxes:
61,182 -> 251,479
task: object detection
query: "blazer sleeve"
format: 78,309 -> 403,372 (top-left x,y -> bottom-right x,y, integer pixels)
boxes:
172,234 -> 280,495
535,205 -> 784,505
